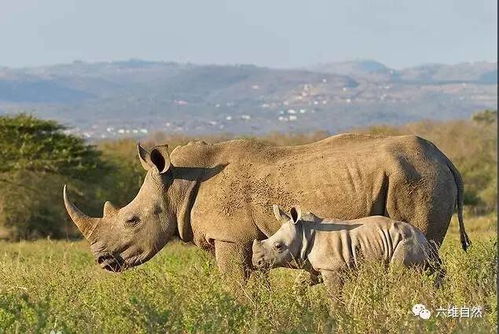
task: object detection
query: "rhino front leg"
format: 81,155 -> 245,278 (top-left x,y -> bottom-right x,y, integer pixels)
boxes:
309,272 -> 323,286
294,270 -> 322,286
214,240 -> 252,283
320,269 -> 345,305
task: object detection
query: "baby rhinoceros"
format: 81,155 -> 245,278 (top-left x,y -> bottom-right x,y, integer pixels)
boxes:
252,205 -> 445,298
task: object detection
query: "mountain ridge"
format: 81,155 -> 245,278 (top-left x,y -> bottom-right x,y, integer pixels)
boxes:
0,59 -> 496,138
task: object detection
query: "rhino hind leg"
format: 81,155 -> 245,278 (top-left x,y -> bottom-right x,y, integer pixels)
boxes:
391,239 -> 423,264
429,260 -> 446,289
425,240 -> 446,288
390,239 -> 446,288
386,175 -> 456,247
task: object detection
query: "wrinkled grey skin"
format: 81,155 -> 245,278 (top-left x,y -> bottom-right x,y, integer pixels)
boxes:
252,205 -> 309,270
63,145 -> 178,271
63,134 -> 468,276
252,205 -> 445,293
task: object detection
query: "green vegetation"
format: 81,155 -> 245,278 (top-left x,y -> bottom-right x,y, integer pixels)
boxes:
0,114 -> 104,177
0,111 -> 496,332
0,111 -> 496,239
0,114 -> 110,240
0,216 -> 495,333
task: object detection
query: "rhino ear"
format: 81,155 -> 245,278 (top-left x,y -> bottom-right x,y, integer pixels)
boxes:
290,206 -> 302,224
137,143 -> 153,171
150,144 -> 172,174
273,204 -> 290,224
137,143 -> 172,174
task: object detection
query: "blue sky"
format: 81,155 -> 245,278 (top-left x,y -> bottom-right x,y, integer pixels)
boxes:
0,0 -> 496,68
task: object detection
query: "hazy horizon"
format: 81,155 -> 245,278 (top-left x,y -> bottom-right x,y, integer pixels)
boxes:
1,57 -> 497,71
1,0 -> 496,69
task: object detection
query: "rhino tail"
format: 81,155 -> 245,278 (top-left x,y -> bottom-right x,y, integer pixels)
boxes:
447,160 -> 471,251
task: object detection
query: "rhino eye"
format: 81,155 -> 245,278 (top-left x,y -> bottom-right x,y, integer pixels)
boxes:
125,216 -> 140,226
274,242 -> 284,251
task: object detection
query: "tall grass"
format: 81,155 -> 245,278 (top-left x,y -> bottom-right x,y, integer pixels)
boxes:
0,215 -> 496,333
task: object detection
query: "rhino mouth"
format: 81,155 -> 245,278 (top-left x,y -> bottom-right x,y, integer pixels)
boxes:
252,256 -> 274,271
97,253 -> 125,272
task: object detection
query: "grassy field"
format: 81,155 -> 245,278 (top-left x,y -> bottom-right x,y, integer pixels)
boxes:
0,215 -> 496,333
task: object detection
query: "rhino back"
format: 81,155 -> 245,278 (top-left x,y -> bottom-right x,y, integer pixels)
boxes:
309,217 -> 411,270
170,134 -> 454,243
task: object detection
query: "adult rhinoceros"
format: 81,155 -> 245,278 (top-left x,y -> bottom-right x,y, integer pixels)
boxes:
63,134 -> 470,277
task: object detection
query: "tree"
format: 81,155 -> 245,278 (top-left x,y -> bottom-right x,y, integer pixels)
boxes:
0,114 -> 110,239
0,113 -> 104,178
472,109 -> 497,125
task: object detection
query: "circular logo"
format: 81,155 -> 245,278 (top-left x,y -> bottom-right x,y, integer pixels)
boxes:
412,304 -> 431,319
419,309 -> 431,319
412,304 -> 425,316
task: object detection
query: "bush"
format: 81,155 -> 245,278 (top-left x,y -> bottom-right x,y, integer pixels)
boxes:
0,114 -> 110,240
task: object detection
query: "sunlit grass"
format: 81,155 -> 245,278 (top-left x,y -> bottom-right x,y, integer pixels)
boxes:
0,215 -> 496,333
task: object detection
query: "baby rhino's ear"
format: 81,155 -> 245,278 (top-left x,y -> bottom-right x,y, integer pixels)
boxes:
290,206 -> 302,225
273,205 -> 290,224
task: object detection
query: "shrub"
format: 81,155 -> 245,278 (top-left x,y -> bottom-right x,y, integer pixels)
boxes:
0,114 -> 109,239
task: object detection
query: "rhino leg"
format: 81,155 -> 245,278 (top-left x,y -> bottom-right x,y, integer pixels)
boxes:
214,240 -> 252,282
386,174 -> 455,247
320,269 -> 345,305
430,260 -> 446,289
390,239 -> 429,270
294,270 -> 322,286
425,241 -> 446,288
309,272 -> 323,286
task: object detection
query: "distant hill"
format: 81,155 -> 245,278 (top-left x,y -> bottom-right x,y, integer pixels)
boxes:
0,59 -> 496,138
308,60 -> 390,76
310,59 -> 497,83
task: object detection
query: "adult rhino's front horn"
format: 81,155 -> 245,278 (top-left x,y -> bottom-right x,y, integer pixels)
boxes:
63,185 -> 100,240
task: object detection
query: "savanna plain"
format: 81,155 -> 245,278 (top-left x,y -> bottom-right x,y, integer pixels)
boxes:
0,216 -> 496,333
0,113 -> 497,333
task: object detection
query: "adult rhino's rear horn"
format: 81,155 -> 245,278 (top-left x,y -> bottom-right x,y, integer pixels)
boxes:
103,201 -> 119,217
63,185 -> 99,239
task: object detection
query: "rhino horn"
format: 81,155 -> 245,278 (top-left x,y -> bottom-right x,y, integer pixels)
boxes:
63,185 -> 99,239
103,201 -> 119,217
